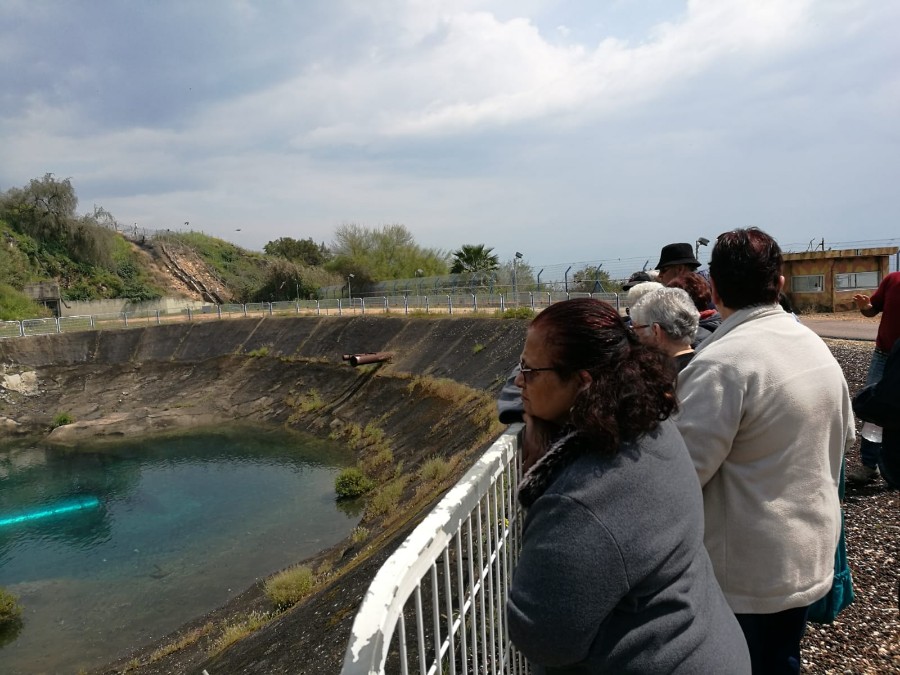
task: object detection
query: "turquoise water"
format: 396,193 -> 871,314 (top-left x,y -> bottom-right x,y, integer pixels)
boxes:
0,428 -> 361,674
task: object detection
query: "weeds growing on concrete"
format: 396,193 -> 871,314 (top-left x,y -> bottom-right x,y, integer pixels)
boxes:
298,388 -> 325,412
367,477 -> 408,517
147,622 -> 214,663
264,566 -> 316,610
245,346 -> 270,357
350,526 -> 369,544
335,467 -> 375,498
497,307 -> 535,319
0,586 -> 22,626
418,456 -> 456,483
210,611 -> 271,654
50,412 -> 73,428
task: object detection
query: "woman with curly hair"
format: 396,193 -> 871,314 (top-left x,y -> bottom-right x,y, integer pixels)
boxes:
506,298 -> 750,674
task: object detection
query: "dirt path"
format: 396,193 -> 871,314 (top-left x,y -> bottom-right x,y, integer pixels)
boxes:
800,311 -> 879,341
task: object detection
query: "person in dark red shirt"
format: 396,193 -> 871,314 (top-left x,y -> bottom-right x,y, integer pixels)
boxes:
848,271 -> 900,484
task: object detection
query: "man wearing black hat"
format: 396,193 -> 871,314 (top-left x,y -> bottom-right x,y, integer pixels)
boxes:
622,271 -> 653,291
656,242 -> 701,284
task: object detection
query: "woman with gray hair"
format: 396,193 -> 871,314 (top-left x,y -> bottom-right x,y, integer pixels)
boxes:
630,287 -> 700,371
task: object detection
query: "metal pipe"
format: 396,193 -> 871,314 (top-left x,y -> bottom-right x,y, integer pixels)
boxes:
349,351 -> 395,367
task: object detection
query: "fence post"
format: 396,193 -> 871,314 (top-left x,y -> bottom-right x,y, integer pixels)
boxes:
472,294 -> 477,312
547,291 -> 552,307
404,296 -> 409,315
530,292 -> 535,311
123,312 -> 128,328
500,294 -> 505,313
448,294 -> 452,315
316,300 -> 320,316
384,297 -> 388,314
425,296 -> 429,314
187,308 -> 193,322
243,304 -> 248,317
217,305 -> 222,320
339,299 -> 343,316
268,303 -> 273,316
90,316 -> 95,329
361,298 -> 366,315
18,321 -> 23,337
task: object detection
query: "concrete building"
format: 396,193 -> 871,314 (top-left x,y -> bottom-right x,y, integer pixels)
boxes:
783,246 -> 899,312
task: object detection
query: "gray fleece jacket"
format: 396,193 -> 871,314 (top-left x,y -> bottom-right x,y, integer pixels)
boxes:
507,421 -> 750,674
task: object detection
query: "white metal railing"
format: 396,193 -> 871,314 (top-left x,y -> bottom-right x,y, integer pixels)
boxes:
342,425 -> 529,675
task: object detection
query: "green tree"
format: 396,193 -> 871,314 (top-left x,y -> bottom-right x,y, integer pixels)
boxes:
0,174 -> 117,269
263,237 -> 330,266
572,265 -> 618,293
450,244 -> 500,274
327,223 -> 448,288
253,258 -> 342,302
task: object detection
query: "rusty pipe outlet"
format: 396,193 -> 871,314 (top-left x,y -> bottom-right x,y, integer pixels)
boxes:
349,351 -> 394,367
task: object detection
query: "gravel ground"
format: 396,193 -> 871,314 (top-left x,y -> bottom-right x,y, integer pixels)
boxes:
802,339 -> 899,674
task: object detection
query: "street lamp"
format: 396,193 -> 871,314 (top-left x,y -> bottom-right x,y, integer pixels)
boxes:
513,252 -> 524,299
695,237 -> 710,261
347,274 -> 354,303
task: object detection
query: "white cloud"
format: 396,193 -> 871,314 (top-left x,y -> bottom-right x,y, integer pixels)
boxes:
1,0 -> 898,262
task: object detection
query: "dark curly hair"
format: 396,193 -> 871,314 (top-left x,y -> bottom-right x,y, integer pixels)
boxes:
529,298 -> 677,455
666,271 -> 712,312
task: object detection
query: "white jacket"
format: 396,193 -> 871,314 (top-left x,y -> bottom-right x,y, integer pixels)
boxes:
675,304 -> 854,614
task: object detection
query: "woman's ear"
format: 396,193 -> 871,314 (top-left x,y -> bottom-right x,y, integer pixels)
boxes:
578,369 -> 593,391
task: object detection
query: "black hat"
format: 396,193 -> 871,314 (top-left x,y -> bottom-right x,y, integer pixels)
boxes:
622,271 -> 652,291
655,243 -> 701,270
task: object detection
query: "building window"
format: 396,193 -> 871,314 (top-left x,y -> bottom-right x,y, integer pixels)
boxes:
835,271 -> 879,290
792,275 -> 824,293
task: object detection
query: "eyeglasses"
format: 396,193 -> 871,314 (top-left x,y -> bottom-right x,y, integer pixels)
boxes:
519,360 -> 559,382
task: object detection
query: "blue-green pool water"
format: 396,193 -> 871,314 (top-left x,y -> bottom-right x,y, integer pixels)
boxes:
0,428 -> 361,674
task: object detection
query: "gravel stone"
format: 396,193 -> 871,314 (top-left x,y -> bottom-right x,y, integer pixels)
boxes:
801,339 -> 899,674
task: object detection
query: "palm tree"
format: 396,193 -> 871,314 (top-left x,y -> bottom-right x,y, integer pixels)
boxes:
450,244 -> 500,274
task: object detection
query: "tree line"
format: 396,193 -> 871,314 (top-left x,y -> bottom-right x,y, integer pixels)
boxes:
0,174 -> 619,316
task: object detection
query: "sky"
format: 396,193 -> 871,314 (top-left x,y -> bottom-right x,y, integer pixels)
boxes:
2,0 -> 898,278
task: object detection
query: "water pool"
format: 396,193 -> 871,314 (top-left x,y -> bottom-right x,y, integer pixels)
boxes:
0,427 -> 360,673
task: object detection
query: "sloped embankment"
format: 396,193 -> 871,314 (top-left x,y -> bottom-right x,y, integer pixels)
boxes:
0,315 -> 528,674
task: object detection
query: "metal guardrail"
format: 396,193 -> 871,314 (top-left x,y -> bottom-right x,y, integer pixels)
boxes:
2,294 -> 620,340
342,425 -> 528,675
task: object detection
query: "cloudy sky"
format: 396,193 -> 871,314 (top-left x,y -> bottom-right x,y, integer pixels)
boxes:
2,0 -> 898,276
